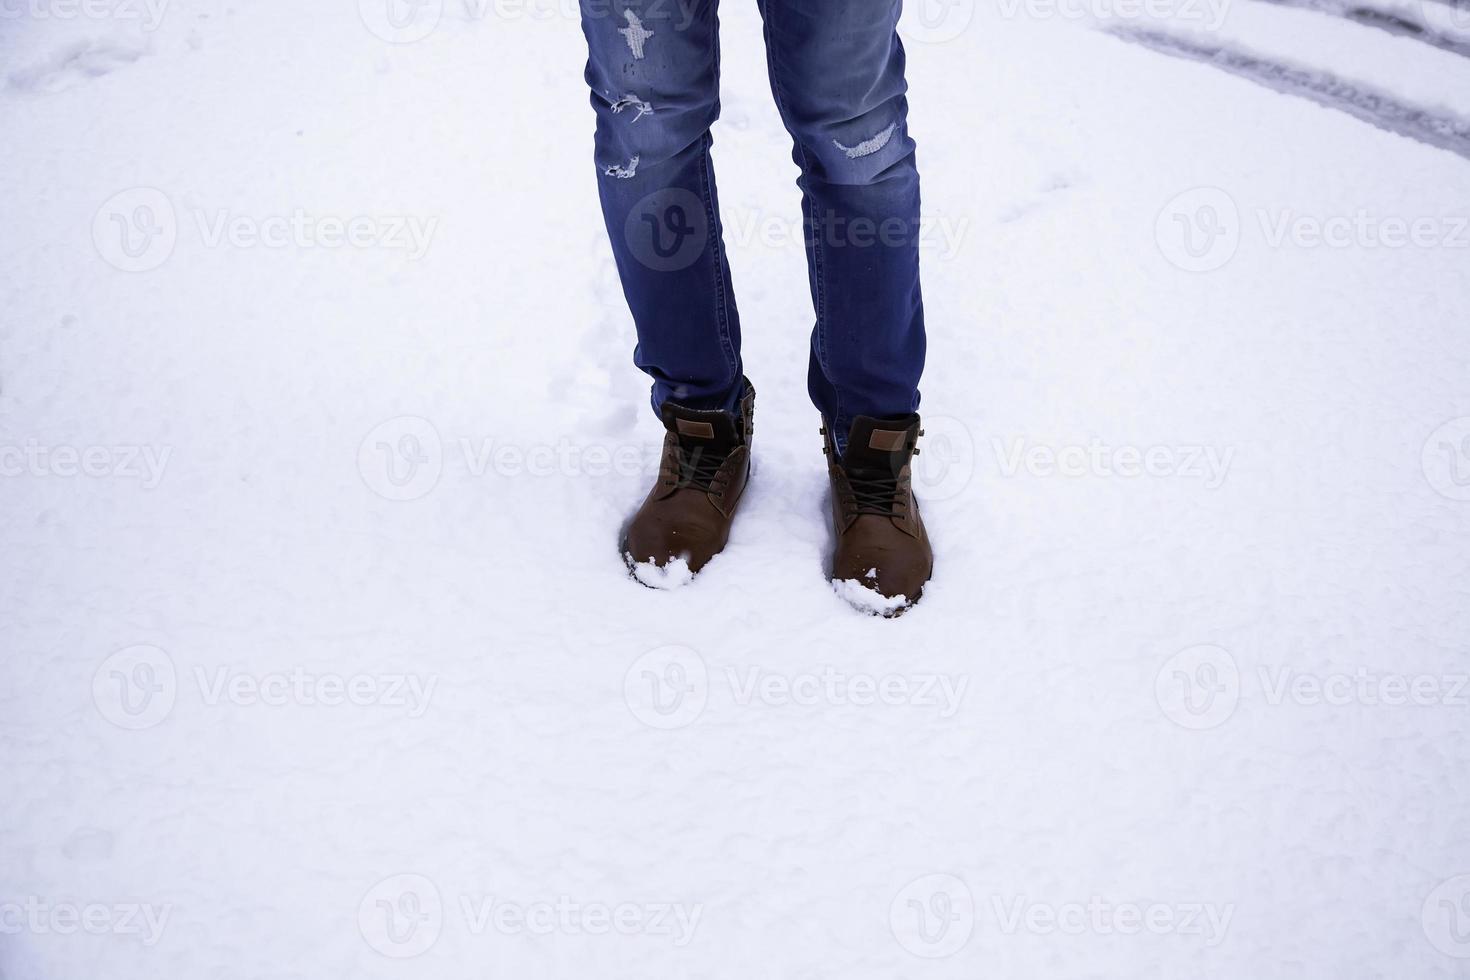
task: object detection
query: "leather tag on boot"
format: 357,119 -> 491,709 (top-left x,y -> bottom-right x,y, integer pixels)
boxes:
677,419 -> 716,439
868,429 -> 907,451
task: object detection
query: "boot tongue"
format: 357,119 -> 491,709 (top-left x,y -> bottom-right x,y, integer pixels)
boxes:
842,414 -> 919,476
661,403 -> 740,455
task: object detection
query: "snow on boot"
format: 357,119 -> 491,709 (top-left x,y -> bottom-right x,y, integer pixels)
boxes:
824,414 -> 933,616
621,382 -> 755,586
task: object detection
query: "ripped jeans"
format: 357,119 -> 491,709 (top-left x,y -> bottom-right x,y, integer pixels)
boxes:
580,0 -> 926,447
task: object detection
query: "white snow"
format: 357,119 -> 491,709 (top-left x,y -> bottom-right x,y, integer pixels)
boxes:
832,577 -> 912,617
3,1 -> 1470,978
629,555 -> 696,590
1122,0 -> 1470,113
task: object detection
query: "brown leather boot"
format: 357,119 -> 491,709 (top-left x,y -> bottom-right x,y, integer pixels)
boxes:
621,383 -> 755,586
824,414 -> 933,616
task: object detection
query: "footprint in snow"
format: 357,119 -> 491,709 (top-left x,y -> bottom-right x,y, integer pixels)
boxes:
8,36 -> 150,94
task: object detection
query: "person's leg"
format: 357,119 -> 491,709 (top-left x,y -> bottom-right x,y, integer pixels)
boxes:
580,0 -> 744,415
756,0 -> 932,612
753,0 -> 926,451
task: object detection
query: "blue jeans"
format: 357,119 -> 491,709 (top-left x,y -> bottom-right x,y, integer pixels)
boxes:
581,0 -> 926,447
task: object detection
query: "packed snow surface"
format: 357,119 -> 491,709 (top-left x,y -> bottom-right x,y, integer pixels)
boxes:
3,0 -> 1470,978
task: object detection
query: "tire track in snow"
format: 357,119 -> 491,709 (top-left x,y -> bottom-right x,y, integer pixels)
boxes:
1249,0 -> 1470,58
1104,26 -> 1470,160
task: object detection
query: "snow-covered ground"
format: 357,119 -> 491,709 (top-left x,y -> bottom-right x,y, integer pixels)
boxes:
3,0 -> 1470,976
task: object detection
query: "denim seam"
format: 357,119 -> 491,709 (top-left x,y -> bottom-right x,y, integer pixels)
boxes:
698,136 -> 737,393
702,6 -> 739,397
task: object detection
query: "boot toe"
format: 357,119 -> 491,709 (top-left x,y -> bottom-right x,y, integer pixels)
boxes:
832,544 -> 931,614
624,519 -> 724,574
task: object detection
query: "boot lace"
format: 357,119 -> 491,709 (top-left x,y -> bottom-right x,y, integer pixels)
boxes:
848,469 -> 908,518
665,444 -> 730,492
